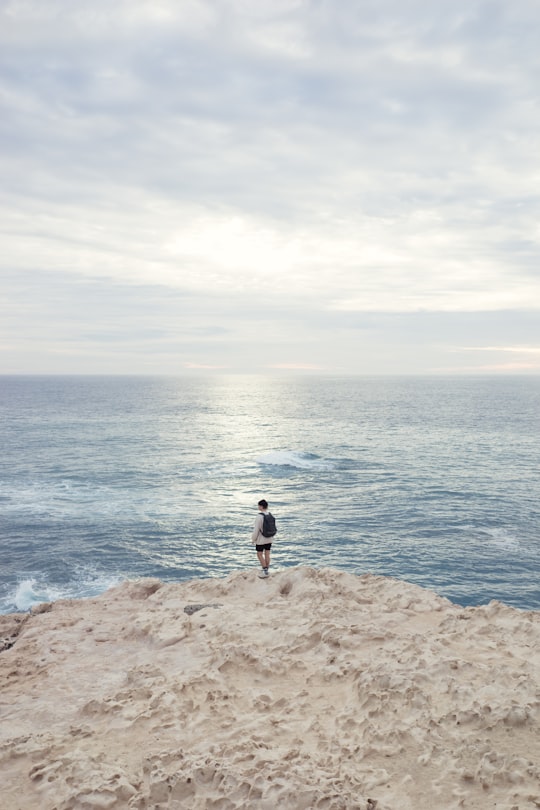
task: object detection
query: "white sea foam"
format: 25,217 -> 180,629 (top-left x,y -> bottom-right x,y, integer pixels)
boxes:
14,579 -> 58,611
7,573 -> 124,613
257,451 -> 334,471
482,528 -> 520,550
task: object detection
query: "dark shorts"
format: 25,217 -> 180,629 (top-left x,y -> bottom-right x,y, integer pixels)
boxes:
256,543 -> 272,552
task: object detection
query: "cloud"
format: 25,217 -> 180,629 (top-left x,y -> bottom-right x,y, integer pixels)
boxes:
184,362 -> 230,369
461,345 -> 540,354
1,0 -> 540,373
268,363 -> 325,370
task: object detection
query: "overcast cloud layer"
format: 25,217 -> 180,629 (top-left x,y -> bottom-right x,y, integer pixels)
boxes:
2,0 -> 540,374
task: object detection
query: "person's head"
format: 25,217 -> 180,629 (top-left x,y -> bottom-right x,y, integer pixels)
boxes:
258,499 -> 268,511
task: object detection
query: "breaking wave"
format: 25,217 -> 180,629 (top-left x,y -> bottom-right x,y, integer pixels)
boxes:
256,451 -> 335,471
2,572 -> 124,614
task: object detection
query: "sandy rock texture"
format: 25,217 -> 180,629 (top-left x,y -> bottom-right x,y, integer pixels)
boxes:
1,566 -> 539,810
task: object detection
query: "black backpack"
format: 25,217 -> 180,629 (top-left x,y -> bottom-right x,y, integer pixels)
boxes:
261,512 -> 277,538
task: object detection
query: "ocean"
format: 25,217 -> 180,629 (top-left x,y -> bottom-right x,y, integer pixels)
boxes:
1,375 -> 539,614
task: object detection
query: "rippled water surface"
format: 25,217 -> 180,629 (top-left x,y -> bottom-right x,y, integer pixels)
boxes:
1,375 -> 539,612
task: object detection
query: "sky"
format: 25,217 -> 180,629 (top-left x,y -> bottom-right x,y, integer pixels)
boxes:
1,0 -> 540,375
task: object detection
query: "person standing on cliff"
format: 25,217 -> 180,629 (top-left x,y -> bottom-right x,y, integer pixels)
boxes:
251,499 -> 277,578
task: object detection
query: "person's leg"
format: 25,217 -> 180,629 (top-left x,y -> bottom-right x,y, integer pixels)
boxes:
257,549 -> 266,569
263,545 -> 271,569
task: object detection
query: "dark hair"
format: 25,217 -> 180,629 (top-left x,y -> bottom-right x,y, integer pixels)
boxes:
258,499 -> 268,509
